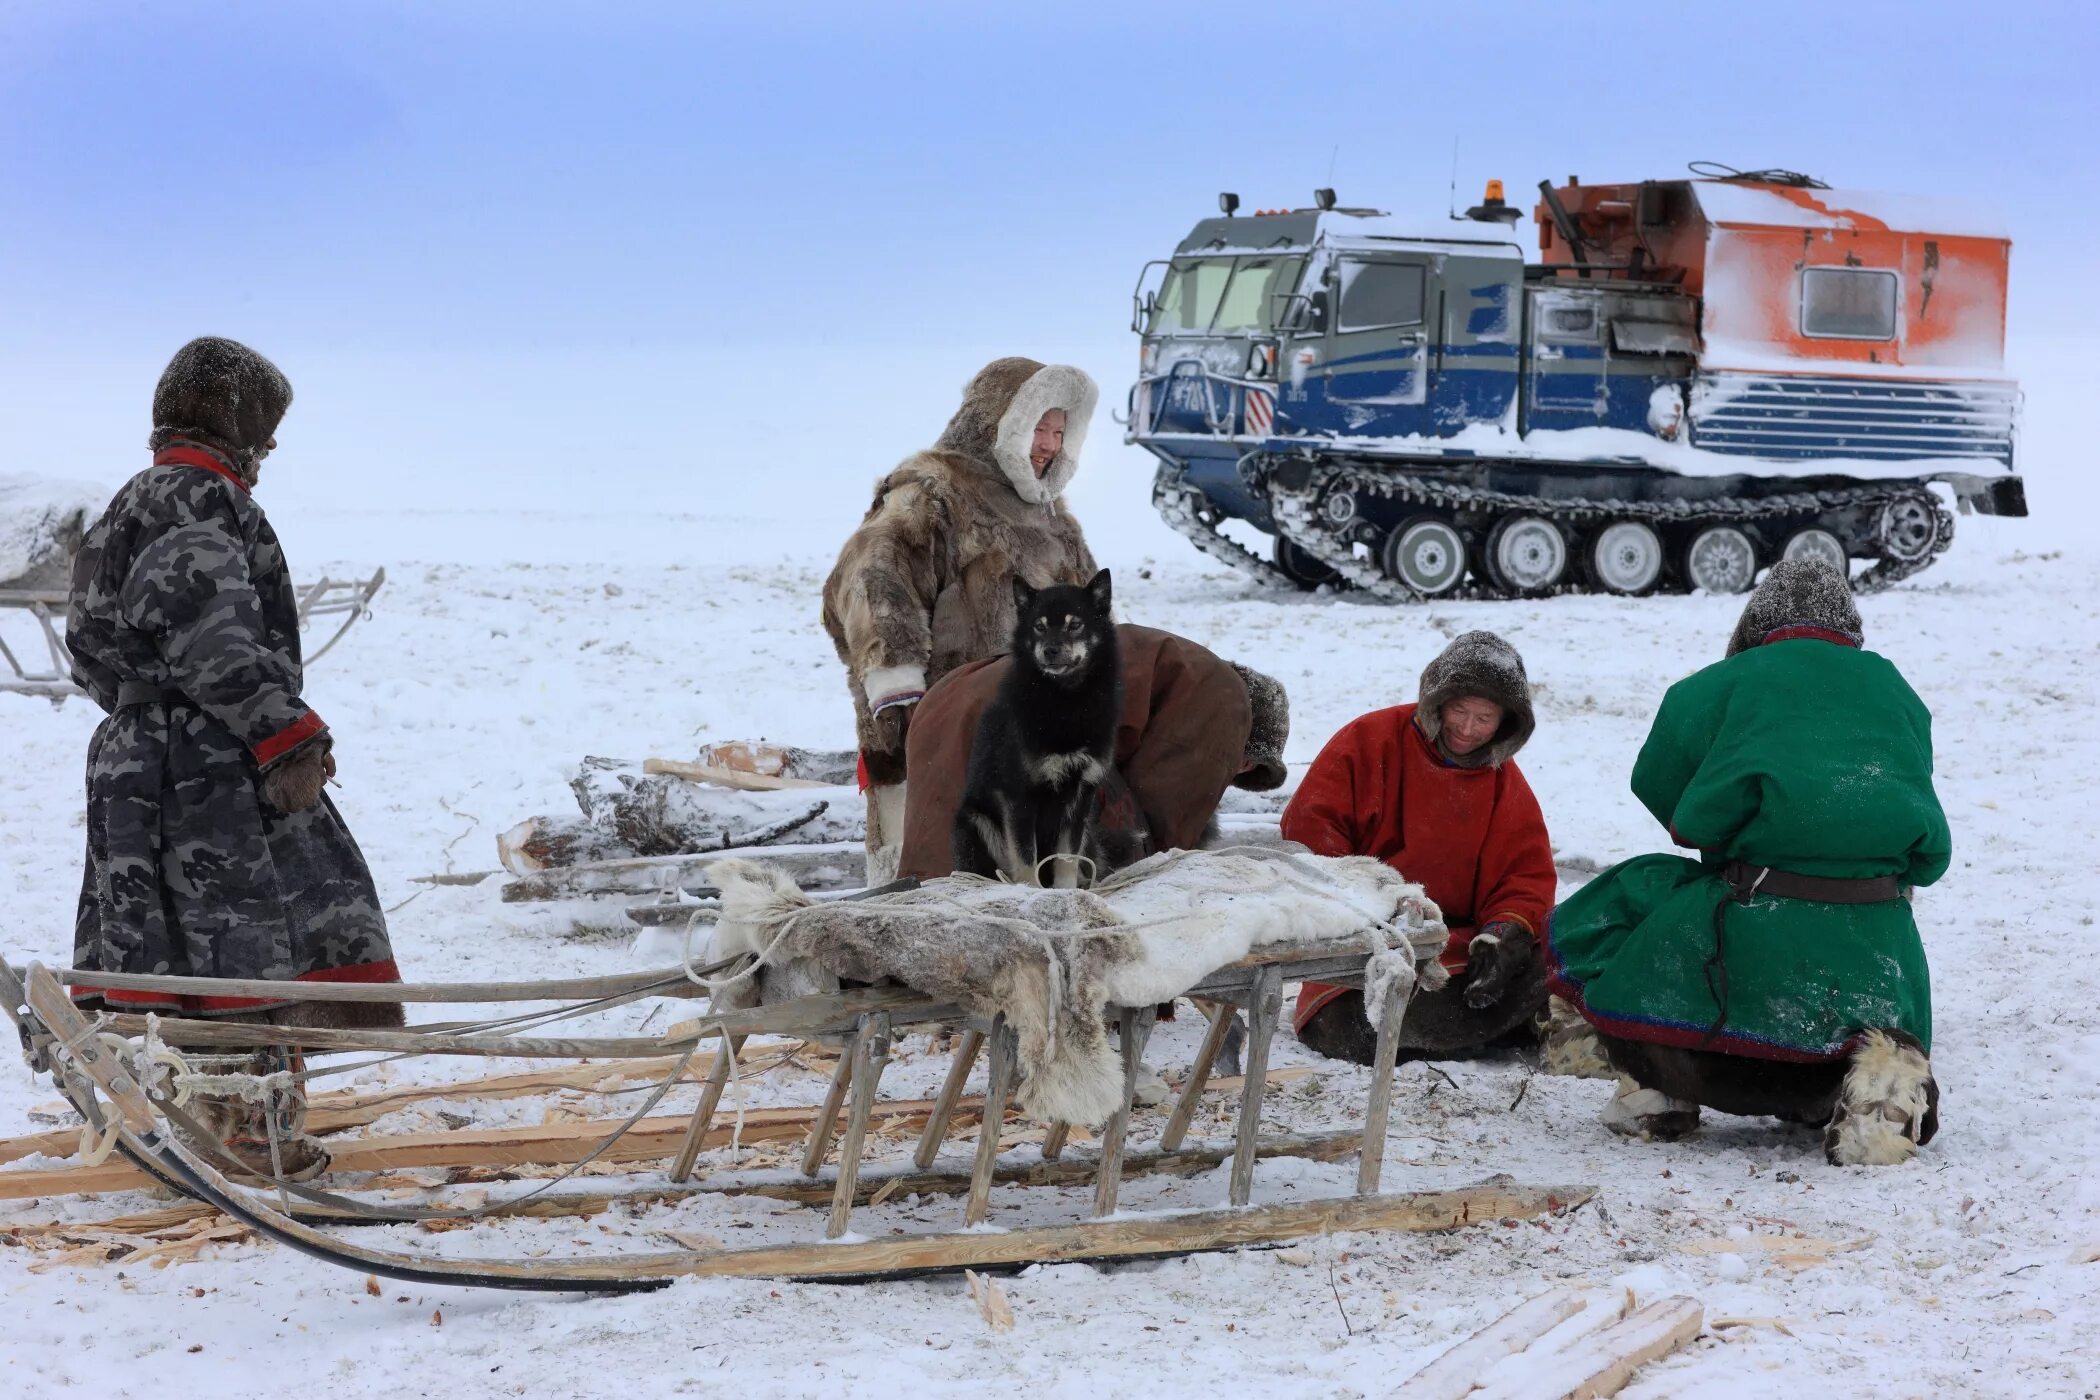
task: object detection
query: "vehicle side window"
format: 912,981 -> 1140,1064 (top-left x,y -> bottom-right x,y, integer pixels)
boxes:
1801,267 -> 1899,340
1336,261 -> 1426,332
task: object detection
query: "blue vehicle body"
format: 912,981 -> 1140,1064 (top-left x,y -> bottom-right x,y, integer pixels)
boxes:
1127,184 -> 2026,597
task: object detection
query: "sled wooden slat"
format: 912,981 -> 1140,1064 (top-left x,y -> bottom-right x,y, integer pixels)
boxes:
1230,965 -> 1286,1208
964,1018 -> 1017,1227
800,1039 -> 858,1177
1161,1005 -> 1239,1152
1094,1006 -> 1154,1218
913,1029 -> 984,1170
668,1033 -> 747,1184
27,963 -> 705,1004
827,1013 -> 890,1238
1359,976 -> 1408,1196
1039,1121 -> 1070,1161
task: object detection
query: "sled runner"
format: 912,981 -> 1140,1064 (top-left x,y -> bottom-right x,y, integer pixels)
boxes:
0,568 -> 386,699
3,852 -> 1595,1291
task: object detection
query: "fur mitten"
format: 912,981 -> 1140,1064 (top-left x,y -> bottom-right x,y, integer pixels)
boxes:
263,742 -> 333,814
1463,921 -> 1537,1009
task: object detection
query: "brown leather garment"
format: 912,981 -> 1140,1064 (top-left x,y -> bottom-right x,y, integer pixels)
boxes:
897,625 -> 1254,881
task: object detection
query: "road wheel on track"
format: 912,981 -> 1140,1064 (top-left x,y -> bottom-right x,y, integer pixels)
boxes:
1485,515 -> 1569,595
1684,525 -> 1758,594
1588,520 -> 1665,595
1381,517 -> 1468,596
1782,527 -> 1850,573
1272,536 -> 1341,590
1876,495 -> 1941,565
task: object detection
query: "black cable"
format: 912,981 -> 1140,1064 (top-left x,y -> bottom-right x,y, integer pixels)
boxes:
1687,160 -> 1830,190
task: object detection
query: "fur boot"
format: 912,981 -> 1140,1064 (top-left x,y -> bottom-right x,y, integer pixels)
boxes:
1539,995 -> 1615,1079
1824,1029 -> 1939,1166
1601,1074 -> 1702,1141
174,1046 -> 330,1183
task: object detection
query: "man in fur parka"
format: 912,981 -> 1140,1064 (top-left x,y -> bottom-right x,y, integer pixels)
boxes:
822,356 -> 1100,883
1546,561 -> 1949,1166
66,337 -> 403,1181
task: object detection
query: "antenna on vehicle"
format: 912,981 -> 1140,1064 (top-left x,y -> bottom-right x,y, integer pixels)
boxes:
1448,137 -> 1460,221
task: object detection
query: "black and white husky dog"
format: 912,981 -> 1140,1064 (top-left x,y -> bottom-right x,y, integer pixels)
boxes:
953,570 -> 1121,888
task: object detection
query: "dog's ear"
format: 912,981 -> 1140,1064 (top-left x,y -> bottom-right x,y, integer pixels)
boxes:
1011,575 -> 1036,615
1085,568 -> 1112,614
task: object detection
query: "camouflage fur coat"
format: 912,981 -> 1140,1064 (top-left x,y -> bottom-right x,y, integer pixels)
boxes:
821,357 -> 1100,787
65,444 -> 401,1028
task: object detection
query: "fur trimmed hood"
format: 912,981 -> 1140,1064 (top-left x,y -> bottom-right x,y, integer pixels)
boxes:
1413,631 -> 1535,769
1230,662 -> 1290,791
934,357 -> 1097,505
1726,559 -> 1863,657
147,337 -> 293,478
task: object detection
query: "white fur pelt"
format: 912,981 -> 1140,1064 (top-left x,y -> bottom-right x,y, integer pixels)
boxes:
702,847 -> 1444,1127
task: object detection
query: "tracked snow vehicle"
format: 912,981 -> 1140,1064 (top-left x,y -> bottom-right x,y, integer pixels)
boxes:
1127,169 -> 2027,597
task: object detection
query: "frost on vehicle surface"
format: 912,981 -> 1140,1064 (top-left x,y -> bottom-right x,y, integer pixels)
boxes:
1127,169 -> 2027,598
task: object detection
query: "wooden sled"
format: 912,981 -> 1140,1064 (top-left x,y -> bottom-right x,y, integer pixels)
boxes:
0,569 -> 384,700
5,936 -> 1593,1291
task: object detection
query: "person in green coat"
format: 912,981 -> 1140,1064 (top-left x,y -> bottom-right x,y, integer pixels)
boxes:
1546,560 -> 1951,1166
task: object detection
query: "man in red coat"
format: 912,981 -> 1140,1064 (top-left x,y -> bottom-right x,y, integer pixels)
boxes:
1287,632 -> 1556,1063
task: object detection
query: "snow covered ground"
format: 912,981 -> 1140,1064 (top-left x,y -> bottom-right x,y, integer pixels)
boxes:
3,498 -> 2096,1398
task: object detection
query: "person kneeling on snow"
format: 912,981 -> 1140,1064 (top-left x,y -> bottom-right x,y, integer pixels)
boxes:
1544,561 -> 1950,1166
894,625 -> 1290,881
1287,632 -> 1557,1064
821,357 -> 1100,885
65,337 -> 405,1183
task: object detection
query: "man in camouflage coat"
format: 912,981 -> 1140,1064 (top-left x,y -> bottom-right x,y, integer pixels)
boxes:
66,336 -> 402,1180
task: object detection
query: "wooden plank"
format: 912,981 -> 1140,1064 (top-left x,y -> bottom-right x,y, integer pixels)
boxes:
912,1029 -> 983,1170
1094,1007 -> 1154,1217
965,1019 -> 1017,1227
642,758 -> 829,791
0,1055 -> 701,1167
1470,1296 -> 1704,1400
1161,1005 -> 1237,1152
0,1095 -> 972,1201
23,963 -> 699,1004
1231,964 -> 1285,1207
668,1034 -> 747,1184
0,1064 -> 1319,1201
1393,1287 -> 1593,1400
827,1014 -> 891,1238
800,1037 -> 858,1177
1357,974 -> 1407,1196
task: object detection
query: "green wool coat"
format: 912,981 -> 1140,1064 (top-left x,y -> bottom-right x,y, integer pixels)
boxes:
1546,635 -> 1951,1062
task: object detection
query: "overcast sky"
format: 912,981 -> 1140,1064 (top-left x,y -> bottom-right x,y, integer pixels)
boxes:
2,0 -> 2088,556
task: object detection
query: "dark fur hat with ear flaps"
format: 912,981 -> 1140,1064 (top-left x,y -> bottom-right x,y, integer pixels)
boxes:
1230,662 -> 1290,790
1726,559 -> 1862,658
148,336 -> 293,475
1414,631 -> 1535,769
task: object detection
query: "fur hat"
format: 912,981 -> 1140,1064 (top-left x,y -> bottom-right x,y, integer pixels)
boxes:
1230,662 -> 1290,791
147,337 -> 293,473
1726,559 -> 1862,657
1414,631 -> 1535,769
935,356 -> 1097,505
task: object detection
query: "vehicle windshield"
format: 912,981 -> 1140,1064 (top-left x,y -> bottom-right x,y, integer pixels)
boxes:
1149,255 -> 1305,335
